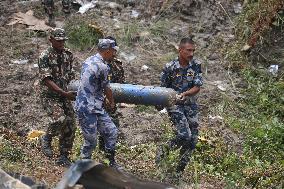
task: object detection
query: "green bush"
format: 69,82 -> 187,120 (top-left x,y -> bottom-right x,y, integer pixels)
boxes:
0,142 -> 25,162
64,16 -> 103,51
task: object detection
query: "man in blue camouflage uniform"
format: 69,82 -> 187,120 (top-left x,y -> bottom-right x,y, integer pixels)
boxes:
42,0 -> 72,27
156,37 -> 203,174
98,36 -> 125,152
75,38 -> 121,169
38,28 -> 76,166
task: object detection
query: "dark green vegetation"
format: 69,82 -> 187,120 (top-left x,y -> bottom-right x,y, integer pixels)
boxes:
188,0 -> 284,188
64,15 -> 103,51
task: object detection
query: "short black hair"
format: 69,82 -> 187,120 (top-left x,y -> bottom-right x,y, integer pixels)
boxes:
179,37 -> 195,46
105,36 -> 118,46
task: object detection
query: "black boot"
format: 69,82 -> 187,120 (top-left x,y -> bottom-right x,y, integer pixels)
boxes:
156,138 -> 182,165
105,150 -> 123,170
56,154 -> 72,167
155,144 -> 170,165
98,135 -> 105,152
40,135 -> 53,158
176,145 -> 192,173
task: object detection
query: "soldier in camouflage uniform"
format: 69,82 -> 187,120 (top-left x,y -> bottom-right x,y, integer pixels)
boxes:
38,28 -> 76,166
156,37 -> 203,174
98,36 -> 125,152
75,38 -> 122,169
42,0 -> 72,27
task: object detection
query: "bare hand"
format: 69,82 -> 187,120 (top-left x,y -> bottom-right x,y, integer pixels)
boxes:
105,99 -> 116,113
176,94 -> 186,104
63,91 -> 76,101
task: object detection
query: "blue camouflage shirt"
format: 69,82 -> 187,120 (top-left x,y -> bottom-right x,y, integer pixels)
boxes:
161,58 -> 203,105
75,53 -> 110,114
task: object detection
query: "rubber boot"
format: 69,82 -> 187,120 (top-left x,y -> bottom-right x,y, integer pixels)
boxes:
155,144 -> 170,165
176,146 -> 192,173
40,135 -> 53,158
105,150 -> 123,171
155,138 -> 181,165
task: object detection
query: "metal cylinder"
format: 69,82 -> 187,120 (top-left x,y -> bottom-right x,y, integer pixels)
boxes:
68,80 -> 177,107
111,83 -> 177,107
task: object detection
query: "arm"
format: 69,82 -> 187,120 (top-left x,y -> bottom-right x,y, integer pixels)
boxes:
44,78 -> 76,100
38,51 -> 75,101
180,61 -> 203,98
104,85 -> 115,110
180,86 -> 200,97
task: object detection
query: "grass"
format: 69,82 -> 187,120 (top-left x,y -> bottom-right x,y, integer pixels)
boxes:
64,15 -> 103,51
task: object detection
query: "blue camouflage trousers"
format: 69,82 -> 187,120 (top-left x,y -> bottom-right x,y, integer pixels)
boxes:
77,110 -> 118,159
167,104 -> 199,170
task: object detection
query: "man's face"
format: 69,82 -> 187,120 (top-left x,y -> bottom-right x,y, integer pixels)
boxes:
105,48 -> 117,62
50,37 -> 65,51
179,43 -> 195,62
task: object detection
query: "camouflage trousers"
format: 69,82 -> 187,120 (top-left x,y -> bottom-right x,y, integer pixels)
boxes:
41,97 -> 76,155
42,0 -> 72,15
77,110 -> 118,159
166,104 -> 199,170
98,110 -> 120,151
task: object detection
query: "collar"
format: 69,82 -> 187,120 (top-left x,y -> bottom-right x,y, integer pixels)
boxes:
49,46 -> 65,55
176,57 -> 194,69
94,53 -> 107,64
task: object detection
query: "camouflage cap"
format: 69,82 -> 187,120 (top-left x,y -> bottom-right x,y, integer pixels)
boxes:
98,38 -> 119,51
50,28 -> 68,41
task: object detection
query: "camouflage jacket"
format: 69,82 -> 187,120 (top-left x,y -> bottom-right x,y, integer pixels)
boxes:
38,46 -> 75,99
107,58 -> 125,84
161,57 -> 203,106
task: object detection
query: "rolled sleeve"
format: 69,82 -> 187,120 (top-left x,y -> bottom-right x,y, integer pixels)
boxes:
160,66 -> 171,88
68,54 -> 76,81
38,53 -> 52,82
193,64 -> 203,87
101,66 -> 110,88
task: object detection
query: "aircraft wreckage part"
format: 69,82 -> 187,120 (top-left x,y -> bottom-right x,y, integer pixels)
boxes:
55,159 -> 177,189
68,80 -> 178,107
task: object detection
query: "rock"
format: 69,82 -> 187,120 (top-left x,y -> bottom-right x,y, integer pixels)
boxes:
217,84 -> 226,92
208,53 -> 219,61
11,59 -> 29,65
130,10 -> 140,18
233,2 -> 242,14
119,52 -> 137,63
268,65 -> 279,76
241,44 -> 251,51
141,65 -> 149,71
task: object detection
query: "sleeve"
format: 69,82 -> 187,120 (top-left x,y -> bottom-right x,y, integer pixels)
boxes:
99,64 -> 110,89
193,61 -> 203,87
160,64 -> 172,88
94,65 -> 110,88
68,53 -> 76,81
38,51 -> 52,82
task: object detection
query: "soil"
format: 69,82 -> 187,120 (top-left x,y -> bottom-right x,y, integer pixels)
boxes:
0,0 -> 246,188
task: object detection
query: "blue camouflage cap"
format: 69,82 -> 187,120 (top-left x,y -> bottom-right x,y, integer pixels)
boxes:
98,38 -> 119,51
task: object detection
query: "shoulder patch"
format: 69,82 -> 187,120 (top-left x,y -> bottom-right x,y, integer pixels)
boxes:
165,59 -> 176,68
